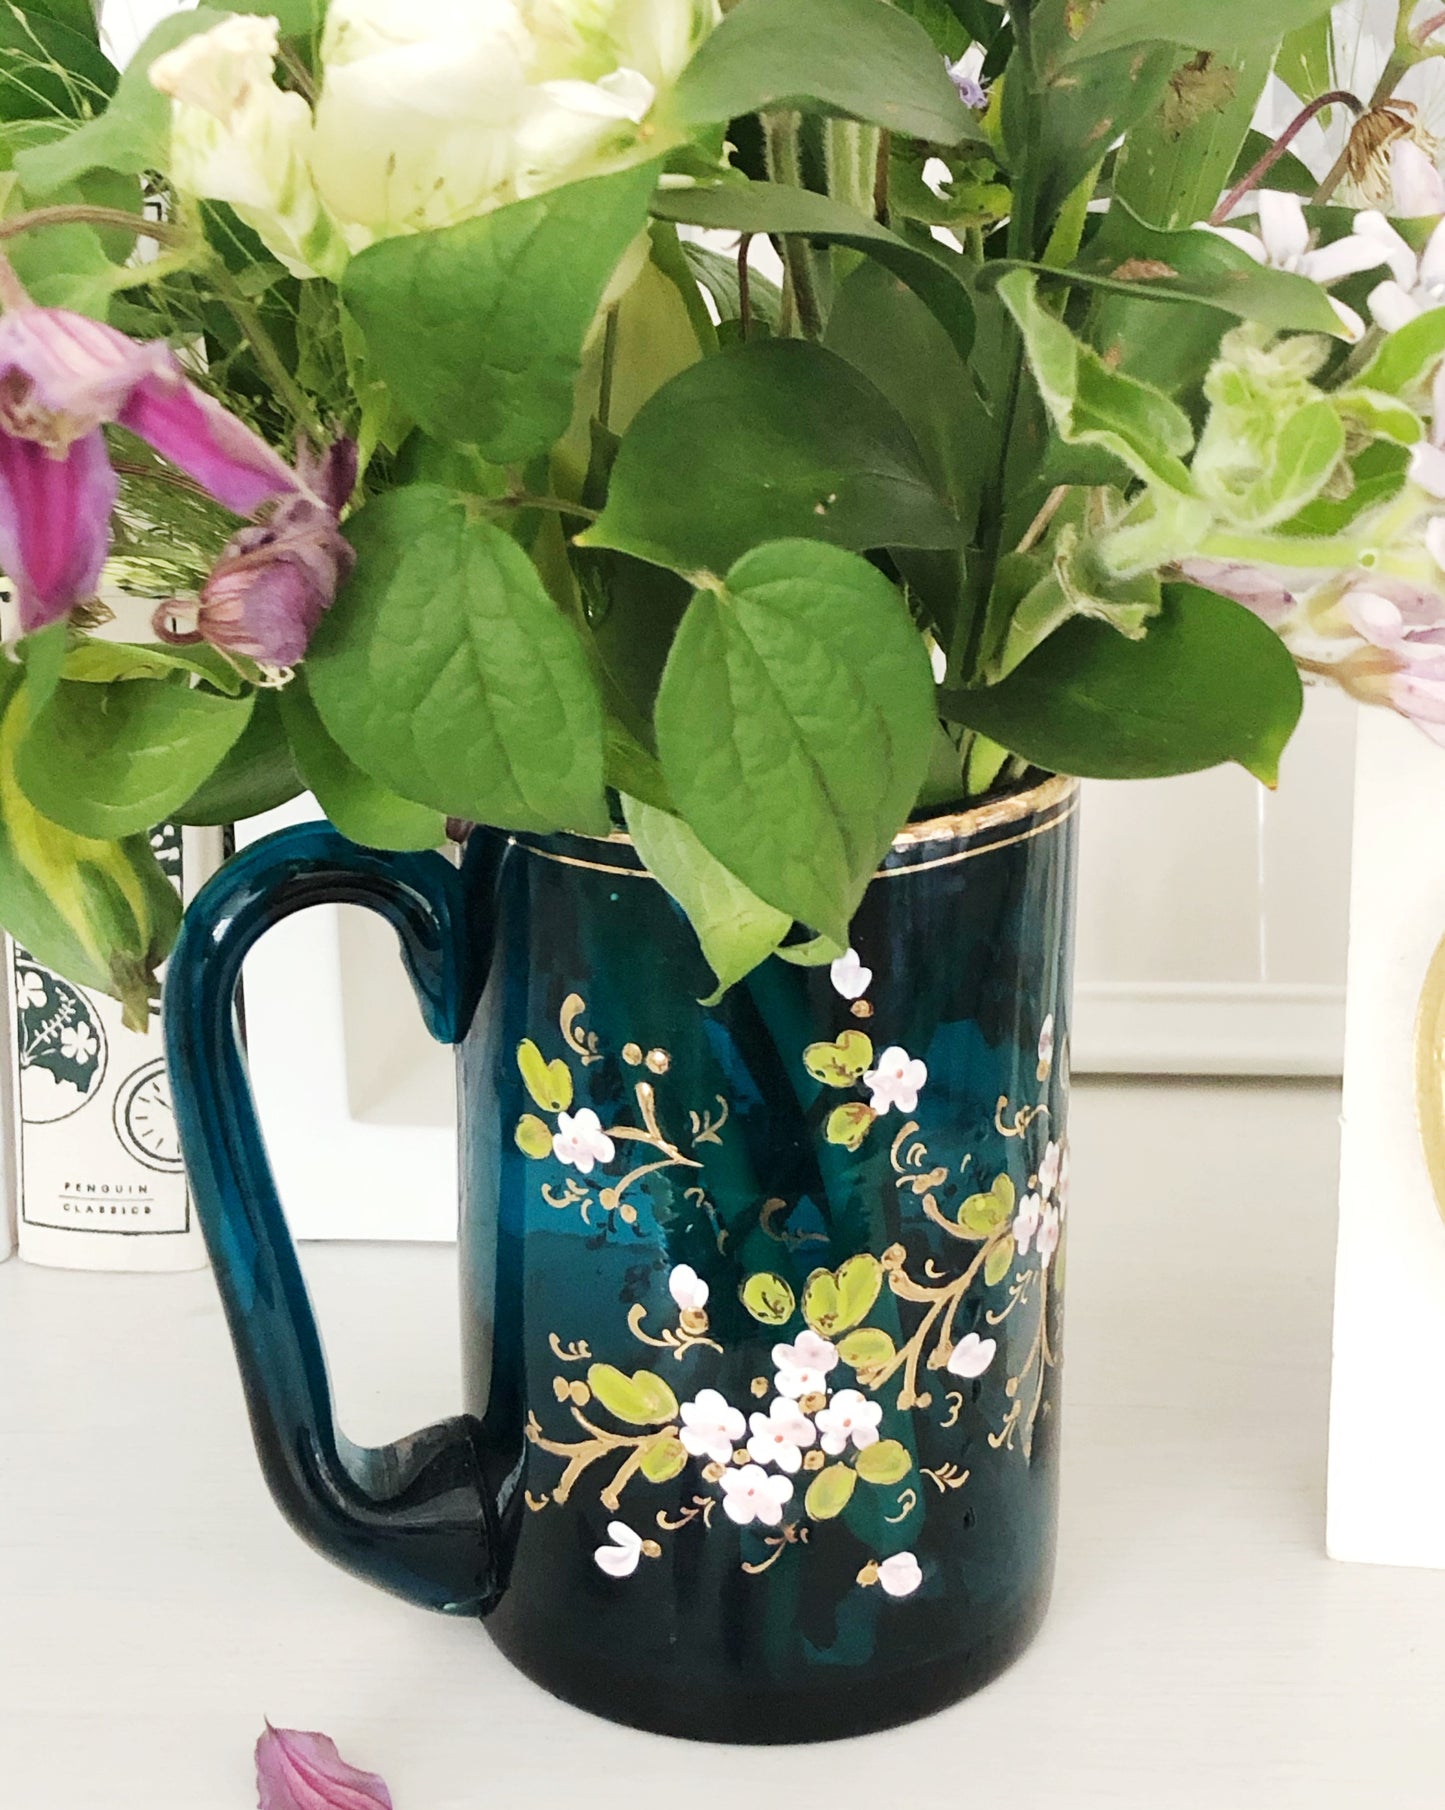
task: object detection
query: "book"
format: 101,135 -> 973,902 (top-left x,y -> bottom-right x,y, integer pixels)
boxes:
8,824 -> 224,1272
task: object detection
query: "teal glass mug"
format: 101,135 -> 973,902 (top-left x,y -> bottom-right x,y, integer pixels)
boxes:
164,775 -> 1078,1743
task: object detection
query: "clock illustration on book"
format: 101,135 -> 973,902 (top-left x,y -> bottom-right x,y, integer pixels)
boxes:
113,1058 -> 185,1173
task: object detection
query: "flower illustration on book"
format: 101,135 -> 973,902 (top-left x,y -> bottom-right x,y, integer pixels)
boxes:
13,957 -> 107,1125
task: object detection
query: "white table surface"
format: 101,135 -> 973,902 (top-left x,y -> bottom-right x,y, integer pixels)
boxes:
4,1078 -> 1445,1809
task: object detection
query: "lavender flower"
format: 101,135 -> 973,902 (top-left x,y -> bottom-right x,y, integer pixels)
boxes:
0,281 -> 303,634
946,45 -> 988,111
255,1723 -> 393,1810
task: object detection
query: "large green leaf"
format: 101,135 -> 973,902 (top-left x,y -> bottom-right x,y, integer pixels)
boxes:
652,180 -> 974,356
279,679 -> 445,852
996,269 -> 1196,490
623,796 -> 791,1001
1031,0 -> 1334,63
673,0 -> 982,146
16,10 -> 225,192
15,679 -> 254,839
1276,16 -> 1334,101
173,691 -> 303,825
342,164 -> 659,466
306,486 -> 608,834
584,340 -> 963,576
940,583 -> 1304,784
0,4 -> 114,127
654,540 -> 936,944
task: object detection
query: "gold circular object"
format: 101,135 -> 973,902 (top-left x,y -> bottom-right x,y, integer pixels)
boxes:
645,1048 -> 671,1075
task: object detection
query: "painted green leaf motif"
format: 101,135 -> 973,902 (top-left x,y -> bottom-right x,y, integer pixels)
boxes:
805,1030 -> 874,1087
673,0 -> 980,147
343,163 -> 660,464
838,1326 -> 897,1386
805,1462 -> 858,1521
825,1102 -> 878,1151
306,486 -> 608,834
14,678 -> 254,841
740,1272 -> 797,1326
583,340 -> 964,576
586,1365 -> 680,1427
941,584 -> 1305,786
517,1040 -> 574,1114
984,1236 -> 1017,1288
855,1439 -> 912,1485
640,1433 -> 689,1484
959,1173 -> 1016,1237
515,1114 -> 554,1161
803,1254 -> 884,1338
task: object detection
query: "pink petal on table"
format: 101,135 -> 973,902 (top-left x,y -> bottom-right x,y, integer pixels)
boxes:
256,1724 -> 394,1810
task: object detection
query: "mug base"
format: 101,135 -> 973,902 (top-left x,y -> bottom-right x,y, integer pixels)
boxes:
483,1585 -> 1052,1744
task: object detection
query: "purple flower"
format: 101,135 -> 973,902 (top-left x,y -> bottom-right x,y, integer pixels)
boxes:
255,1724 -> 393,1810
0,298 -> 303,634
177,436 -> 357,666
1176,558 -> 1298,625
946,45 -> 988,111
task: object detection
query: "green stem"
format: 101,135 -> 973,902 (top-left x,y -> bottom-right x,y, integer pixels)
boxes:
597,305 -> 620,431
202,254 -> 320,437
496,493 -> 601,523
764,111 -> 825,339
0,203 -> 192,251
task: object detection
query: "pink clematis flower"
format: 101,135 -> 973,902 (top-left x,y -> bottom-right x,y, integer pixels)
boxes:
0,287 -> 303,634
255,1723 -> 393,1810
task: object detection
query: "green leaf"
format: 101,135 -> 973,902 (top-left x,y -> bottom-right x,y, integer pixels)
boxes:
515,1114 -> 554,1160
651,181 -> 974,357
1196,398 -> 1345,530
802,1254 -> 884,1337
741,1272 -> 797,1326
0,5 -> 115,127
15,679 -> 253,840
586,1364 -> 680,1428
804,1029 -> 875,1087
16,10 -> 226,192
0,676 -> 180,1020
1032,0 -> 1334,62
342,164 -> 659,466
941,582 -> 1305,784
225,0 -> 324,34
640,1432 -> 689,1484
623,796 -> 791,1001
1354,310 -> 1445,398
517,1040 -> 574,1114
1276,17 -> 1333,99
587,339 -> 962,577
653,540 -> 936,944
1111,45 -> 1278,233
825,1102 -> 879,1151
673,0 -> 981,146
61,638 -> 246,694
959,1172 -> 1016,1236
855,1439 -> 912,1485
984,1236 -> 1016,1286
804,1463 -> 858,1521
279,679 -> 444,851
174,692 -> 303,825
306,486 -> 608,834
996,268 -> 1195,491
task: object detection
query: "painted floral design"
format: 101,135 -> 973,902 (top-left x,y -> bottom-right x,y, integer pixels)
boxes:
679,1388 -> 745,1466
1012,1191 -> 1043,1256
594,1521 -> 647,1578
829,947 -> 873,1000
719,1464 -> 794,1527
1037,1203 -> 1061,1269
877,1552 -> 924,1598
553,1107 -> 615,1174
863,1045 -> 928,1115
668,1264 -> 709,1313
815,1389 -> 882,1456
747,1399 -> 816,1472
772,1329 -> 838,1400
946,1332 -> 997,1380
1037,1014 -> 1055,1082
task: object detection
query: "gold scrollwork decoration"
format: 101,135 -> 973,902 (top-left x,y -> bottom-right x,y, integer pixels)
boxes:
560,993 -> 603,1066
921,1463 -> 971,1493
885,1488 -> 919,1524
627,1300 -> 724,1360
548,1332 -> 592,1363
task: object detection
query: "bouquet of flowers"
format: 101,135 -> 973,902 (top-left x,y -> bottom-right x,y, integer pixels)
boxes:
2,0 -> 1444,1022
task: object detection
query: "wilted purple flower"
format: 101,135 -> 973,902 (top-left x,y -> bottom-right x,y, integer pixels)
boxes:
946,45 -> 988,111
1176,558 -> 1298,625
0,289 -> 303,634
256,1723 -> 393,1810
170,435 -> 357,666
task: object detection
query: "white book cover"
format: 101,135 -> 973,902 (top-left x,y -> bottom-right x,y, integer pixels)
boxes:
10,825 -> 222,1272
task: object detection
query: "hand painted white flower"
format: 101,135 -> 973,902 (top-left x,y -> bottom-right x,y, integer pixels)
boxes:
718,1463 -> 794,1528
1058,1143 -> 1071,1214
1037,1201 -> 1062,1269
15,971 -> 46,1011
1037,1013 -> 1055,1077
830,947 -> 872,1001
864,1045 -> 928,1116
1355,211 -> 1445,333
667,1263 -> 709,1313
1206,191 -> 1389,342
679,1388 -> 746,1466
877,1551 -> 924,1598
1038,1138 -> 1063,1200
946,1332 -> 997,1380
814,1388 -> 883,1456
771,1329 -> 839,1400
1013,1190 -> 1043,1257
747,1398 -> 817,1473
593,1520 -> 644,1578
59,1022 -> 98,1065
552,1107 -> 615,1174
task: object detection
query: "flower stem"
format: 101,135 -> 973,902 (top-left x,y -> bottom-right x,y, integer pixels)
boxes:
201,255 -> 321,439
0,203 -> 192,250
1211,91 -> 1363,225
1416,9 -> 1445,45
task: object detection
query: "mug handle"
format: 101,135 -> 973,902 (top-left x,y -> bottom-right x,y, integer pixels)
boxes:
163,821 -> 499,1615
